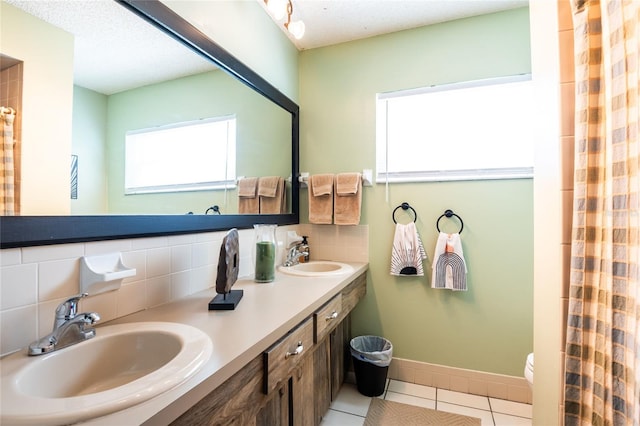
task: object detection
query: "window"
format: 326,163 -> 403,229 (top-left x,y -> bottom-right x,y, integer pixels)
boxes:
125,116 -> 236,194
376,74 -> 533,183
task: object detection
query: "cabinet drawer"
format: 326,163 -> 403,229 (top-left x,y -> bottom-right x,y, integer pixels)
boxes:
314,295 -> 342,343
341,273 -> 366,313
263,316 -> 314,394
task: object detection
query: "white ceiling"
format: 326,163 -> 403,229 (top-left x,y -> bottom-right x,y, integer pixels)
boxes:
5,0 -> 527,94
269,0 -> 528,50
5,0 -> 215,94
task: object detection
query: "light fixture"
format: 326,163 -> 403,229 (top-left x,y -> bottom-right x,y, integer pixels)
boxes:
264,0 -> 305,40
266,0 -> 287,20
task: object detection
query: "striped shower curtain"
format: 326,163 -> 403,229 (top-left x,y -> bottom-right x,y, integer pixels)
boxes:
1,107 -> 16,215
564,1 -> 640,425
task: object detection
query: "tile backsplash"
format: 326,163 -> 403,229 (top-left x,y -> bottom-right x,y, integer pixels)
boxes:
0,224 -> 368,356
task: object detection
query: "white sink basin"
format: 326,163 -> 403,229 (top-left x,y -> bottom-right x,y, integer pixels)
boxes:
279,261 -> 354,277
1,321 -> 212,425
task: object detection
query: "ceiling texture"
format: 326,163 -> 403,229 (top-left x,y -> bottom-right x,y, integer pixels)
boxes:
267,0 -> 528,50
5,0 -> 528,94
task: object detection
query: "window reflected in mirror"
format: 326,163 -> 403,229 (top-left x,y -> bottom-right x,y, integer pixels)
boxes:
124,116 -> 237,196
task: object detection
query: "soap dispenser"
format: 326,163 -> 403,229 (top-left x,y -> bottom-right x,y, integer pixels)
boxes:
300,236 -> 310,263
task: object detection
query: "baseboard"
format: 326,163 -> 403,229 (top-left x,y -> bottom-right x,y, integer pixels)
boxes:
387,357 -> 532,404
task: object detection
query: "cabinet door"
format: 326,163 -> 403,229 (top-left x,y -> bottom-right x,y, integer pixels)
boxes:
329,319 -> 349,401
256,382 -> 289,426
291,354 -> 315,426
313,338 -> 331,425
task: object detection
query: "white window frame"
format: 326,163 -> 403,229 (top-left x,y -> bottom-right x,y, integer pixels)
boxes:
125,116 -> 236,195
376,74 -> 534,183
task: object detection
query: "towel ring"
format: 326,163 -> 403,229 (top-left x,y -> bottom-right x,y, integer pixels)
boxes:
436,209 -> 464,234
392,202 -> 417,224
205,205 -> 221,215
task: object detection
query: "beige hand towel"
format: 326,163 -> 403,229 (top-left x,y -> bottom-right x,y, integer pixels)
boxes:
238,177 -> 259,214
258,176 -> 279,198
311,173 -> 333,196
309,174 -> 334,224
259,176 -> 285,214
334,172 -> 362,225
336,172 -> 360,195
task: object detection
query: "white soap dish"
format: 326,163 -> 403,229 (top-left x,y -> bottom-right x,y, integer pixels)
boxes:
80,253 -> 136,295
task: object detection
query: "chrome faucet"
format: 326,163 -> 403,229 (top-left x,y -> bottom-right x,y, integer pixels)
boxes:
283,243 -> 309,267
28,293 -> 100,356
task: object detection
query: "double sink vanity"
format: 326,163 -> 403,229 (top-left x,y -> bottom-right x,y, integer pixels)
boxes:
1,261 -> 368,425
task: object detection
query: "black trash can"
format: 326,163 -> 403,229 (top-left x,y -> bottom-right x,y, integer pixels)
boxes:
350,335 -> 393,397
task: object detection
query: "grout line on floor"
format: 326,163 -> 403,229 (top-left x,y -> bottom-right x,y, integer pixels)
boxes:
329,407 -> 367,418
437,402 -> 492,413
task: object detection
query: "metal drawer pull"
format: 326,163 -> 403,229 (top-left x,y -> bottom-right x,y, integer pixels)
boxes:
285,341 -> 304,359
325,311 -> 338,321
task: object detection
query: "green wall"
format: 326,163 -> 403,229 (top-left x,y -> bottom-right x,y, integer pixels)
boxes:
165,0 -> 299,102
71,68 -> 290,215
104,69 -> 290,215
71,86 -> 108,215
299,8 -> 533,376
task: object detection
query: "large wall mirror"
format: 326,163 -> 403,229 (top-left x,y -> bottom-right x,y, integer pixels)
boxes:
0,0 -> 299,248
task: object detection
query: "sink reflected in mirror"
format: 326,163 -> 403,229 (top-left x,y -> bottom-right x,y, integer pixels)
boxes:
279,261 -> 354,277
1,322 -> 212,425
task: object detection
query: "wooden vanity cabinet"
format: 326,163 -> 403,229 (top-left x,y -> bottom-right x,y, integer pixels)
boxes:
311,316 -> 350,425
171,273 -> 365,426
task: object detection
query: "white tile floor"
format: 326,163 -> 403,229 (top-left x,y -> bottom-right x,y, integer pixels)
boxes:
320,380 -> 532,426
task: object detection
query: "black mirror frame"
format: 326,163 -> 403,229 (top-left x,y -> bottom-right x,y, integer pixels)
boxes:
0,0 -> 299,249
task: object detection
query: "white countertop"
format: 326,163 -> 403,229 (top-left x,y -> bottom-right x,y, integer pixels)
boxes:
83,262 -> 368,425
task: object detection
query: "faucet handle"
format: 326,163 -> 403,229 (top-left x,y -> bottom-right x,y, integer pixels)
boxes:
55,293 -> 88,321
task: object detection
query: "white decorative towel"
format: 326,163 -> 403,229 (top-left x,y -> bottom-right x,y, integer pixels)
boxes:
390,222 -> 427,276
431,232 -> 468,290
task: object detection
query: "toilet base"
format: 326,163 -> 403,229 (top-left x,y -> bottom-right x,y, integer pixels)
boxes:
524,353 -> 534,388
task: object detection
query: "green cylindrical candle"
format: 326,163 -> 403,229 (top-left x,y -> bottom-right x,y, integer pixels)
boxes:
255,241 -> 276,283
